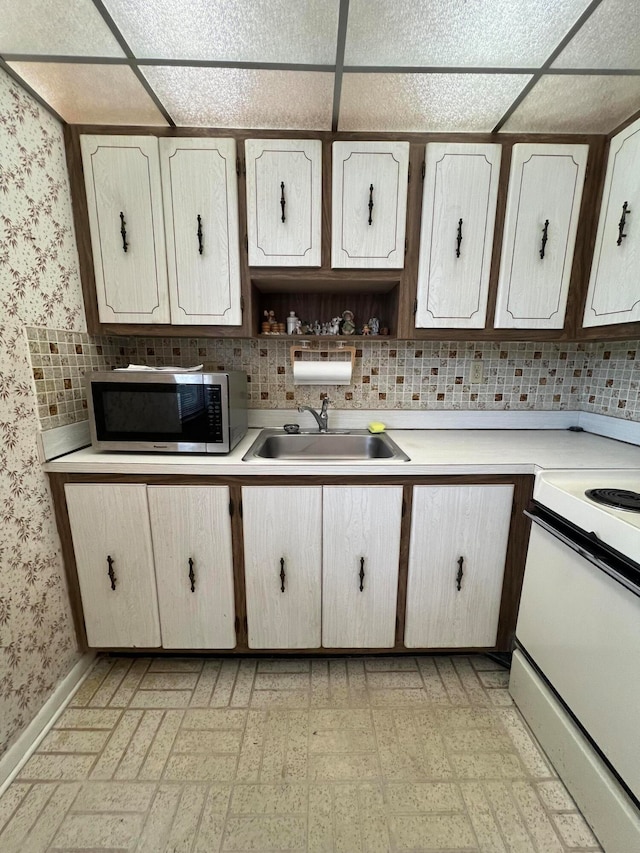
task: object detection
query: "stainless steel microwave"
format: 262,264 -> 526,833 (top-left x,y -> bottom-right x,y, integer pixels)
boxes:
87,371 -> 248,453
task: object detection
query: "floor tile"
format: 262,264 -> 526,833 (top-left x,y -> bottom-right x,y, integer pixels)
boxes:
0,652 -> 604,853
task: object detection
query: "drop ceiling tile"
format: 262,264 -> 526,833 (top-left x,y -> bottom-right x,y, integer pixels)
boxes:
345,0 -> 593,68
339,73 -> 532,132
103,0 -> 339,63
553,0 -> 640,69
7,63 -> 168,125
142,66 -> 332,129
501,74 -> 640,133
0,0 -> 124,57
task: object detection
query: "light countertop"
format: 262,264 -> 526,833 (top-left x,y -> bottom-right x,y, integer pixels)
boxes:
43,428 -> 640,476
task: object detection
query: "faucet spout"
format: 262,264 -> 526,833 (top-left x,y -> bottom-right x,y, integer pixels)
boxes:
297,399 -> 332,433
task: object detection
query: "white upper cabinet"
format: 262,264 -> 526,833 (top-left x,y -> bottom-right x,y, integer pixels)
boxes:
583,116 -> 640,327
80,135 -> 170,324
495,144 -> 588,330
322,486 -> 403,649
416,143 -> 501,328
245,139 -> 322,267
332,141 -> 409,269
159,138 -> 242,325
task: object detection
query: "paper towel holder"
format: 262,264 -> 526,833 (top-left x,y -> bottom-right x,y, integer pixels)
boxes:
290,342 -> 356,372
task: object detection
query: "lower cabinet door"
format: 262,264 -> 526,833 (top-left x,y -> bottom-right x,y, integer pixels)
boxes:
405,485 -> 513,648
242,486 -> 322,649
65,484 -> 161,648
148,486 -> 236,649
322,486 -> 403,648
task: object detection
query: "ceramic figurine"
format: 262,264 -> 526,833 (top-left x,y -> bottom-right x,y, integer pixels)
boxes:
368,317 -> 380,335
313,320 -> 321,336
293,319 -> 303,334
362,323 -> 371,336
341,309 -> 355,335
330,317 -> 341,335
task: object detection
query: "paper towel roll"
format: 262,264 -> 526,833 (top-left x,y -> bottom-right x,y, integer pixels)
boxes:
292,361 -> 352,385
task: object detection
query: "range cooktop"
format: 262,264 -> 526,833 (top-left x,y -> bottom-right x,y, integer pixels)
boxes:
534,470 -> 640,558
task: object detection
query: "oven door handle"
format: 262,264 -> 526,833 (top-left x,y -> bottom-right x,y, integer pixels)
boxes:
524,508 -> 640,597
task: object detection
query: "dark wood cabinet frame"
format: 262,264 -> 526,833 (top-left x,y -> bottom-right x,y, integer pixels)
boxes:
64,123 -> 640,343
48,471 -> 533,657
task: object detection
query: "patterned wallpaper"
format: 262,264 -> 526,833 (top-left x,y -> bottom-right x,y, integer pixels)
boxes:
0,69 -> 82,758
25,332 -> 640,431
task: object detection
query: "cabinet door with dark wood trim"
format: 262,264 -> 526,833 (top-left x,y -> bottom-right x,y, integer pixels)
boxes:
80,135 -> 170,324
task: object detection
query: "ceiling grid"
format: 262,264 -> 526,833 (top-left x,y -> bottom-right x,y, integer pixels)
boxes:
0,0 -> 638,132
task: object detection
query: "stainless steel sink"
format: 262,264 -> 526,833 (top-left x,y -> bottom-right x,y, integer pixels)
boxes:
242,429 -> 410,461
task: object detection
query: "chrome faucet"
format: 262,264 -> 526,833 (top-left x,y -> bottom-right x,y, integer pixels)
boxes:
297,398 -> 332,433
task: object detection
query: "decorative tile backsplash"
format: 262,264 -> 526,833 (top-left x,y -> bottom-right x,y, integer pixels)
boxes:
26,329 -> 640,430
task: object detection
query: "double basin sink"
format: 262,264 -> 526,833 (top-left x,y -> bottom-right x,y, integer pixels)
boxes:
242,428 -> 410,462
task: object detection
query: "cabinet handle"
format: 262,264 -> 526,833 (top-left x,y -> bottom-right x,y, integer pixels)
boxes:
280,182 -> 286,223
107,555 -> 116,591
617,201 -> 630,246
359,556 -> 365,592
539,219 -> 549,259
197,215 -> 203,254
368,184 -> 374,225
119,212 -> 128,253
280,557 -> 286,592
188,557 -> 195,593
456,556 -> 464,591
456,218 -> 463,258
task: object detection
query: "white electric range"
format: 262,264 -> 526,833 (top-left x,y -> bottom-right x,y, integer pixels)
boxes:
510,469 -> 640,853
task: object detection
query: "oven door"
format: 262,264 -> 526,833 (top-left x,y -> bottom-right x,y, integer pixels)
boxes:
89,373 -> 210,452
516,518 -> 640,802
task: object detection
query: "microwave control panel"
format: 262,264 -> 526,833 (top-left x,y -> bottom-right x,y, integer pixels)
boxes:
206,385 -> 224,443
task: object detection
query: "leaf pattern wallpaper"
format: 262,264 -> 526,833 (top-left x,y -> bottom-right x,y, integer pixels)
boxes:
0,68 -> 83,757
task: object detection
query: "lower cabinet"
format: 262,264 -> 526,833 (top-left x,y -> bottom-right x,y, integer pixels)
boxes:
404,485 -> 513,648
65,484 -> 161,648
65,483 -> 235,649
148,486 -> 236,649
322,486 -> 403,648
241,485 -> 402,649
241,486 -> 323,649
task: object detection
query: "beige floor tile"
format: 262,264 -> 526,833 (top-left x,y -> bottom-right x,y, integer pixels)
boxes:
71,781 -> 156,813
108,656 -> 152,707
310,658 -> 330,706
309,752 -> 380,781
442,728 -> 512,752
365,670 -> 424,689
435,657 -> 471,705
388,813 -> 477,850
50,811 -> 145,849
38,728 -> 110,753
148,657 -> 204,672
487,688 -> 515,706
18,782 -> 79,853
483,781 -> 536,852
552,812 -> 601,848
536,779 -> 577,811
250,688 -> 310,708
129,689 -> 193,709
113,710 -> 163,780
136,784 -> 182,853
471,656 -> 506,671
477,669 -> 510,688
416,657 -> 452,704
182,708 -> 247,729
173,728 -> 243,754
68,658 -> 115,707
254,672 -> 311,690
0,783 -> 57,852
258,658 -> 311,673
230,658 -> 257,707
309,708 -> 372,730
55,708 -> 121,729
449,752 -> 526,780
333,784 -> 364,853
498,708 -> 554,778
189,659 -> 222,706
164,784 -> 208,853
138,671 -> 199,690
88,710 -> 142,781
368,688 -> 427,706
193,785 -> 232,852
88,657 -> 133,707
357,782 -> 392,853
163,753 -> 238,782
236,711 -> 268,782
308,727 -> 376,753
511,781 -> 565,852
230,783 -> 307,814
18,754 -> 96,781
459,781 -> 507,853
365,656 -> 418,671
137,708 -> 184,780
384,781 -> 464,813
210,659 -> 240,707
223,815 -> 307,850
452,657 -> 491,706
0,783 -> 31,833
308,785 -> 334,852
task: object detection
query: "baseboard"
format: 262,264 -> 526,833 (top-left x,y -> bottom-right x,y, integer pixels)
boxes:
0,652 -> 96,795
